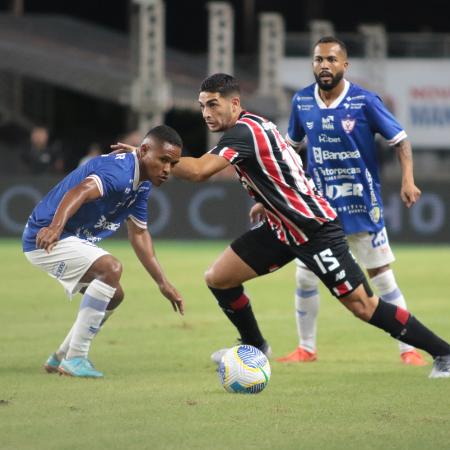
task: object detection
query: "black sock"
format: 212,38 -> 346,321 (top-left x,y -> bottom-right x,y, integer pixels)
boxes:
369,299 -> 450,358
208,285 -> 265,348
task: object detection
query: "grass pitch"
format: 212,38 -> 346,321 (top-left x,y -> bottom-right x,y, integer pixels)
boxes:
1,238 -> 450,450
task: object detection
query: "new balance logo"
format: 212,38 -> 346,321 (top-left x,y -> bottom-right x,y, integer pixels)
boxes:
335,270 -> 346,281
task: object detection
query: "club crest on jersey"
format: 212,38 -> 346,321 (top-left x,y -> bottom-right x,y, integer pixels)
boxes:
306,121 -> 314,130
341,116 -> 356,134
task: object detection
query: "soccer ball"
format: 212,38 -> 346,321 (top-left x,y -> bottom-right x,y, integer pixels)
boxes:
218,345 -> 271,394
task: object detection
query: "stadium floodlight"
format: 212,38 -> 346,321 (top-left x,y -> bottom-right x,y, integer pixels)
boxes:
206,2 -> 234,148
258,13 -> 288,115
130,0 -> 171,136
358,24 -> 387,94
309,20 -> 335,49
207,2 -> 234,75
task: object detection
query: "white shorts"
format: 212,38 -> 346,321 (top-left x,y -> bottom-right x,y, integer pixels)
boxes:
296,227 -> 395,271
24,236 -> 110,297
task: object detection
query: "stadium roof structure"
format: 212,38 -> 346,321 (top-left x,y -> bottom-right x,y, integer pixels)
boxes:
0,14 -> 279,116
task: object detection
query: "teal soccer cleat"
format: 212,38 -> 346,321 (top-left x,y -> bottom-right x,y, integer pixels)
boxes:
44,353 -> 61,373
58,357 -> 104,378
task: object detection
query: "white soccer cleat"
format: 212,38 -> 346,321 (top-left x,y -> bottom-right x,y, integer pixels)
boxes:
211,341 -> 272,365
211,348 -> 229,365
429,355 -> 450,378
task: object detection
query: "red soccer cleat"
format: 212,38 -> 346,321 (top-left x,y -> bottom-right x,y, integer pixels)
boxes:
276,347 -> 317,363
400,350 -> 428,366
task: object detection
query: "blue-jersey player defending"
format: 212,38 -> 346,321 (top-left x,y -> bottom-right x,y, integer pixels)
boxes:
22,125 -> 185,378
277,36 -> 425,365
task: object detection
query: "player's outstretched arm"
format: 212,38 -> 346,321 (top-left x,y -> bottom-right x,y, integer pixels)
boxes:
394,139 -> 421,208
126,219 -> 185,315
36,178 -> 102,253
172,153 -> 230,182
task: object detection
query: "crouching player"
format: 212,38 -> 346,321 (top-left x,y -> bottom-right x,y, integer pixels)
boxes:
22,125 -> 184,378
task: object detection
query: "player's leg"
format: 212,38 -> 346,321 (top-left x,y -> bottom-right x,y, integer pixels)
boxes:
339,284 -> 450,377
350,228 -> 427,365
296,220 -> 450,377
61,255 -> 122,368
25,236 -> 119,377
55,277 -> 124,362
277,260 -> 319,362
206,222 -> 294,362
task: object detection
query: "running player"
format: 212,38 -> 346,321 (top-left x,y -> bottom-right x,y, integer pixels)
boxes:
22,125 -> 184,378
277,36 -> 425,365
113,74 -> 450,378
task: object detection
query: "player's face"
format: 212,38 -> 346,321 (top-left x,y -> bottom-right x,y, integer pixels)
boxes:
313,43 -> 348,91
139,138 -> 181,186
198,91 -> 240,132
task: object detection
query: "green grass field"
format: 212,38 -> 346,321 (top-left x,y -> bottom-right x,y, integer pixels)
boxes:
1,238 -> 450,450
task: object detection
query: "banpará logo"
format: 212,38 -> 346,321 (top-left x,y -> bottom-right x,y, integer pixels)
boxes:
322,149 -> 361,161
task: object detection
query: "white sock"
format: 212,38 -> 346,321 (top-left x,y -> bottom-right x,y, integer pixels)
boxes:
370,269 -> 413,354
66,280 -> 116,359
56,323 -> 76,360
56,309 -> 116,360
295,263 -> 320,353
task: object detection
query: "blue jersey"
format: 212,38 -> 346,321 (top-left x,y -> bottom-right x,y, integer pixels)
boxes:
22,152 -> 151,252
287,80 -> 407,235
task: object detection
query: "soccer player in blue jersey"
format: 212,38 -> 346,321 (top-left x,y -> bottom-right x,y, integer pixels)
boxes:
22,125 -> 184,378
114,73 -> 450,378
277,36 -> 426,365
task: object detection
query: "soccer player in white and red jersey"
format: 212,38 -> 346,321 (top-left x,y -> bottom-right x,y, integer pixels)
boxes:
113,74 -> 450,378
278,36 -> 425,365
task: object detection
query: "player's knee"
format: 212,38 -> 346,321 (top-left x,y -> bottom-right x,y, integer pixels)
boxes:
97,255 -> 123,284
205,266 -> 228,289
296,265 -> 319,290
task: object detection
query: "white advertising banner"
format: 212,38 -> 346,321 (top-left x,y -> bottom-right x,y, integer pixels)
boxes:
281,58 -> 450,148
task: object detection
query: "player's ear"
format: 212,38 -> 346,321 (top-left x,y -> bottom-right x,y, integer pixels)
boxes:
139,143 -> 151,156
231,95 -> 241,110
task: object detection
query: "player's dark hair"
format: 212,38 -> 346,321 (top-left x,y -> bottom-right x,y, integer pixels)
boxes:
199,73 -> 240,96
314,36 -> 347,56
144,125 -> 183,148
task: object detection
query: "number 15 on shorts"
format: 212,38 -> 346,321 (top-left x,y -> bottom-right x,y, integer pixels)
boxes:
313,248 -> 340,274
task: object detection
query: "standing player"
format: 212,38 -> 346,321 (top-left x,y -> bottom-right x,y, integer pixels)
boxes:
23,125 -> 184,378
277,36 -> 425,365
114,73 -> 450,378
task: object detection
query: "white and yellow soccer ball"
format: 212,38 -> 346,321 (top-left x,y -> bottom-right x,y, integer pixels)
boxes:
218,345 -> 271,394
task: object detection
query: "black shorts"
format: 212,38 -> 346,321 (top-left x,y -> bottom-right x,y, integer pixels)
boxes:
230,220 -> 366,298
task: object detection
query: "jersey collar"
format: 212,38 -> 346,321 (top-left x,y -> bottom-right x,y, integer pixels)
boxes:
314,79 -> 350,109
132,151 -> 140,190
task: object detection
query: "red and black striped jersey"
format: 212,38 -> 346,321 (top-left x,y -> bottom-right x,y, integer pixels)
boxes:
209,111 -> 337,246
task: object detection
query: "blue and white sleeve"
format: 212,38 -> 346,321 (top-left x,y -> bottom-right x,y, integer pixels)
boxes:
286,95 -> 306,148
86,157 -> 130,197
128,185 -> 150,229
366,96 -> 407,146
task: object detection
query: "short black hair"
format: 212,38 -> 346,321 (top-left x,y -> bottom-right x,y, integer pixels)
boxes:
144,125 -> 183,148
314,36 -> 347,56
199,73 -> 240,96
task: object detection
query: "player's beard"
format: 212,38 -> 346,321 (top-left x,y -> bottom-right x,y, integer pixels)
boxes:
314,70 -> 344,91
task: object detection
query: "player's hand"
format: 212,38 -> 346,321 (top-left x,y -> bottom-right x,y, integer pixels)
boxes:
159,281 -> 185,315
109,142 -> 137,155
249,202 -> 266,224
36,226 -> 61,253
400,181 -> 421,208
